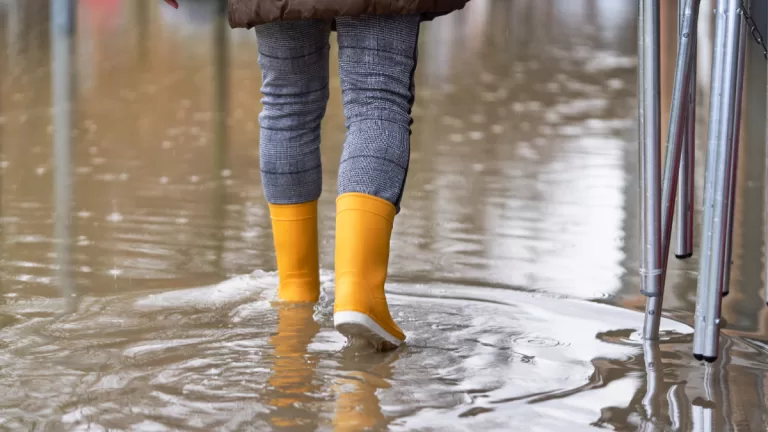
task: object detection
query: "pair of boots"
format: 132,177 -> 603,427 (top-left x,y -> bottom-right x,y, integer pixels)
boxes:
268,193 -> 404,350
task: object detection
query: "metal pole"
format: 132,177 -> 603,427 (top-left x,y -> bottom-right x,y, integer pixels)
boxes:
214,0 -> 229,176
213,2 -> 229,271
763,9 -> 768,306
693,0 -> 729,360
677,0 -> 697,260
696,0 -> 742,362
639,0 -> 663,300
643,0 -> 700,339
721,10 -> 747,298
51,0 -> 77,314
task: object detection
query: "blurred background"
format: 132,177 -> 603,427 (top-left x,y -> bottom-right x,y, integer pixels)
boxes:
1,0 -> 768,430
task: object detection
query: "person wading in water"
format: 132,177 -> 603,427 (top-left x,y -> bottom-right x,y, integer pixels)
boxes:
165,0 -> 470,350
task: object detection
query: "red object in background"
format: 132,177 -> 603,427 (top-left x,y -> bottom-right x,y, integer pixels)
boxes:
81,0 -> 122,27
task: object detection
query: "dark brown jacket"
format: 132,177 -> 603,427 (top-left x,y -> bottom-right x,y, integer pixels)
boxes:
228,0 -> 470,29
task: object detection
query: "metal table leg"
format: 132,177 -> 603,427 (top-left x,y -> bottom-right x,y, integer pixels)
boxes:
694,0 -> 743,362
677,8 -> 697,261
639,0 -> 663,305
643,0 -> 700,340
721,10 -> 747,298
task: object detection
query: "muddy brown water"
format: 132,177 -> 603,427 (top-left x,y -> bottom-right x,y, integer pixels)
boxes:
1,0 -> 768,430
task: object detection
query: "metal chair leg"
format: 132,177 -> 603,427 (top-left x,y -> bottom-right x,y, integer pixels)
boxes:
721,11 -> 747,298
693,0 -> 727,361
758,0 -> 768,311
639,0 -> 663,304
677,20 -> 697,261
693,0 -> 744,362
643,0 -> 700,340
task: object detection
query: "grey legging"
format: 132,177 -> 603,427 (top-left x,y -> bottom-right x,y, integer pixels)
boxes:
255,15 -> 420,208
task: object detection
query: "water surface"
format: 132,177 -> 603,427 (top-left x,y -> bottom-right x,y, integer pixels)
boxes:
1,0 -> 768,430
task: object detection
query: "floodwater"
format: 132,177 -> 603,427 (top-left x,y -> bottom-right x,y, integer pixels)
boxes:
1,0 -> 768,430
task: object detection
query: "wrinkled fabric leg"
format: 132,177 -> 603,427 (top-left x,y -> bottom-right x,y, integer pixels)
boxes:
256,20 -> 331,204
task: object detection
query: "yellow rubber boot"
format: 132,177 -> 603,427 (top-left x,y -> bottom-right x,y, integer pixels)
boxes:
269,201 -> 320,303
333,193 -> 405,350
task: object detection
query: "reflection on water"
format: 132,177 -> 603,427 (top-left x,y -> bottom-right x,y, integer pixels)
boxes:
1,0 -> 768,430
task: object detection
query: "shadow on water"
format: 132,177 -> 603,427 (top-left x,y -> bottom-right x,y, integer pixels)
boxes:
1,0 -> 768,430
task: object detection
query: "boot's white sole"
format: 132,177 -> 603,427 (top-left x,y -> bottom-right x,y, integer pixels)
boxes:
334,311 -> 403,351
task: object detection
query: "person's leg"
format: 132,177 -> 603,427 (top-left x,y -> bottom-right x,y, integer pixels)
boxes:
256,20 -> 331,302
332,14 -> 421,349
335,15 -> 419,207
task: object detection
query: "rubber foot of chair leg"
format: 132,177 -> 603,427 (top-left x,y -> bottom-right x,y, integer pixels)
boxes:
675,253 -> 693,260
703,356 -> 717,364
693,353 -> 704,361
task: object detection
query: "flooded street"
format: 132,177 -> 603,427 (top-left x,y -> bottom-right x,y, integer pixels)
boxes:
2,0 -> 768,430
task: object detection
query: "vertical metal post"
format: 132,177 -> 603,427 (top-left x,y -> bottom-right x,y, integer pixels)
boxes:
760,0 -> 768,313
694,0 -> 728,359
51,0 -> 77,313
136,0 -> 149,63
677,0 -> 697,260
721,9 -> 747,298
694,0 -> 742,362
639,0 -> 663,301
644,0 -> 700,339
213,0 -> 229,271
214,0 -> 229,175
